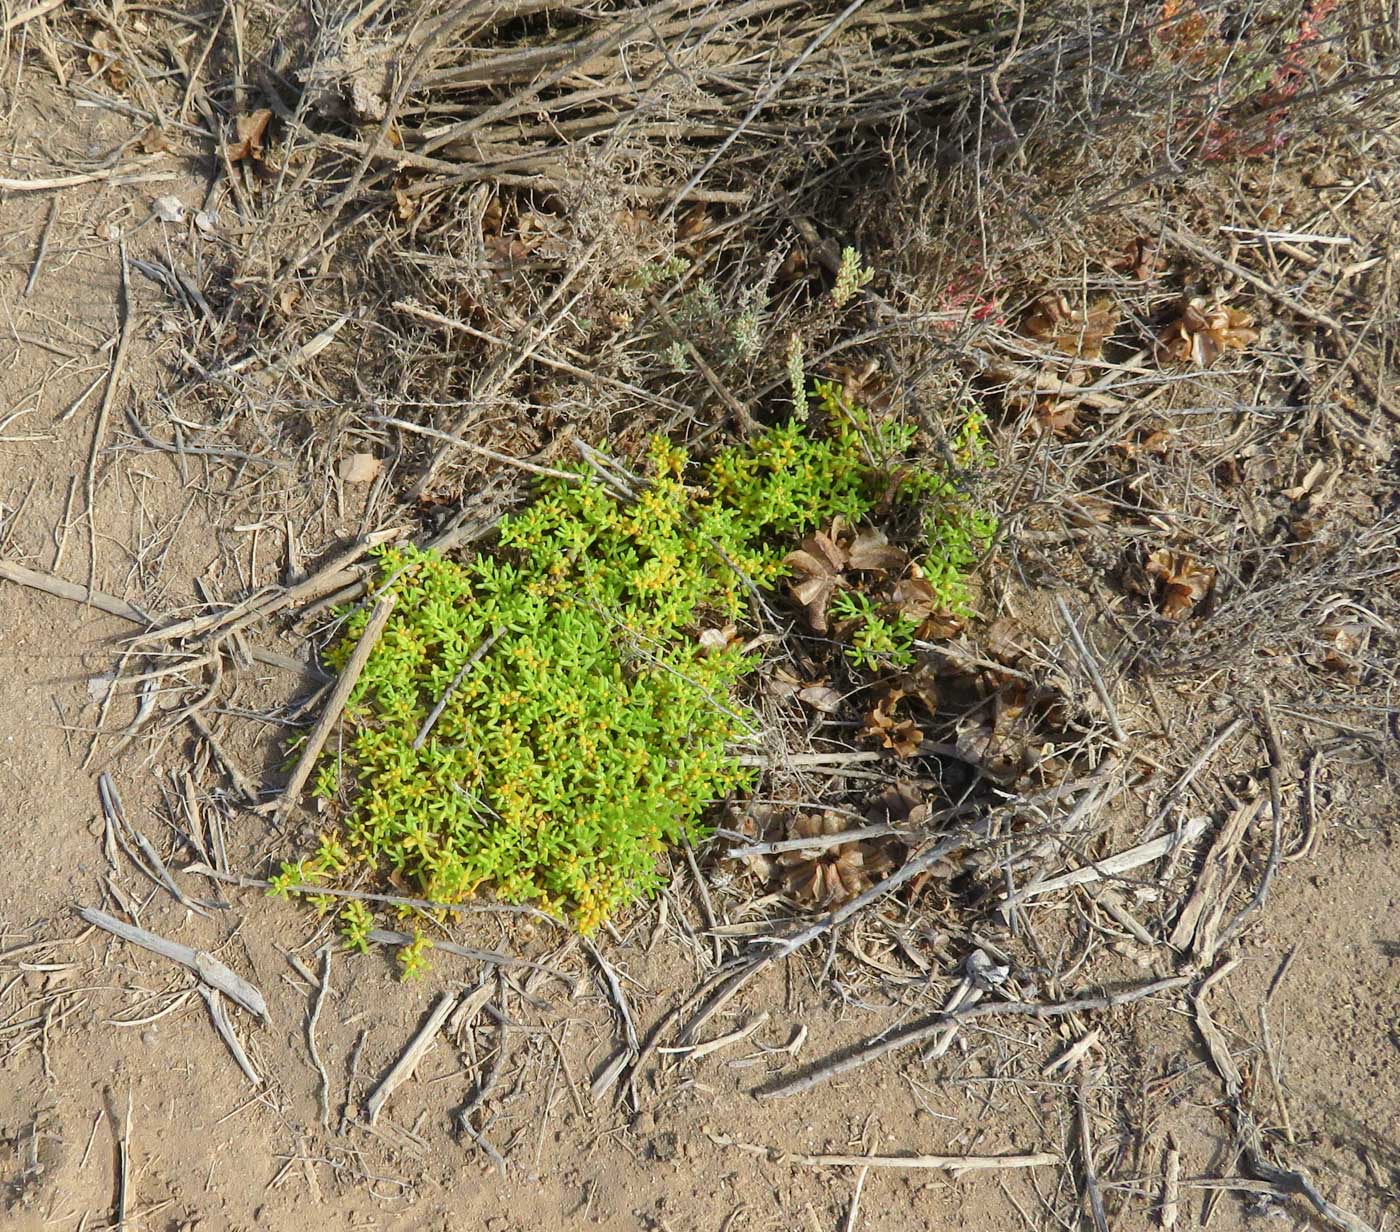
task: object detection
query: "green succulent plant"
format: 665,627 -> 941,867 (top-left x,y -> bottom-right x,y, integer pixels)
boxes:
270,387 -> 992,963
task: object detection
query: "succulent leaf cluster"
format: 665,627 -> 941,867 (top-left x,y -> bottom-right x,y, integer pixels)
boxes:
271,389 -> 991,960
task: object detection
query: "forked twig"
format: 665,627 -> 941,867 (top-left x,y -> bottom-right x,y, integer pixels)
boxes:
199,986 -> 261,1086
79,906 -> 268,1019
761,974 -> 1190,1100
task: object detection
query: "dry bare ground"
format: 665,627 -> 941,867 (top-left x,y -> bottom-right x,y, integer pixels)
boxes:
0,2 -> 1397,1230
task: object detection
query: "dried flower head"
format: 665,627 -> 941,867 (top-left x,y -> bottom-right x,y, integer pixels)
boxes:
861,688 -> 924,758
778,812 -> 894,905
1023,292 -> 1121,360
1146,549 -> 1215,619
1157,297 -> 1258,366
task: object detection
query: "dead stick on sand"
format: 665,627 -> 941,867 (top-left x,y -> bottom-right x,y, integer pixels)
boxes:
704,1128 -> 1057,1175
79,906 -> 268,1020
0,162 -> 152,191
998,816 -> 1209,909
308,945 -> 333,1126
199,986 -> 261,1085
85,240 -> 135,603
0,557 -> 150,622
364,991 -> 459,1124
261,591 -> 396,818
761,974 -> 1191,1100
1077,1073 -> 1111,1232
0,558 -> 318,678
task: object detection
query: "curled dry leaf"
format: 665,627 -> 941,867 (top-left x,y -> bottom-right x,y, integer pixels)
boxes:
1023,292 -> 1121,360
892,663 -> 939,715
784,523 -> 849,634
984,616 -> 1032,667
832,359 -> 889,410
1109,236 -> 1165,281
868,782 -> 929,829
1114,428 -> 1172,459
227,110 -> 273,164
889,575 -> 935,620
1311,618 -> 1368,673
87,30 -> 128,90
917,608 -> 964,640
861,688 -> 923,758
697,624 -> 738,654
1031,398 -> 1079,437
778,812 -> 894,906
845,526 -> 908,573
675,204 -> 712,247
1157,297 -> 1258,366
953,680 -> 1042,784
721,803 -> 776,882
137,126 -> 171,155
763,667 -> 840,713
150,196 -> 186,224
796,684 -> 843,714
1145,549 -> 1215,619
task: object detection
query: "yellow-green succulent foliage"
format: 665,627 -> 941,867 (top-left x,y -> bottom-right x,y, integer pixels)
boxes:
272,385 -> 992,939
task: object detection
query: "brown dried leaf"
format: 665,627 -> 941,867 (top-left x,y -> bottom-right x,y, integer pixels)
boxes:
776,247 -> 808,285
861,689 -> 923,759
832,359 -> 889,410
676,204 -> 712,246
1109,236 -> 1165,281
1031,398 -> 1079,437
87,30 -> 128,89
916,609 -> 964,640
868,783 -> 929,829
338,452 -> 381,484
1157,297 -> 1258,366
796,684 -> 843,714
698,624 -> 738,654
763,667 -> 802,703
227,109 -> 272,164
985,617 -> 1032,667
1023,292 -> 1120,360
137,126 -> 170,155
893,663 -> 940,715
1311,619 -> 1367,673
887,576 -> 940,627
846,527 -> 908,574
1145,549 -> 1215,619
953,677 -> 1043,784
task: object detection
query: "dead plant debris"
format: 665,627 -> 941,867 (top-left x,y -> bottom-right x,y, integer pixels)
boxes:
1022,292 -> 1121,360
1157,296 -> 1259,366
777,813 -> 896,907
1145,549 -> 1216,620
